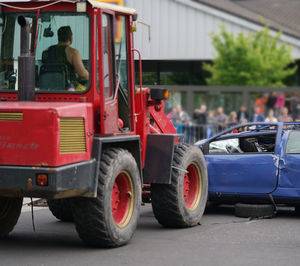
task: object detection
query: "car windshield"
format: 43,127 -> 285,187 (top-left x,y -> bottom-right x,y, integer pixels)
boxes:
0,12 -> 90,92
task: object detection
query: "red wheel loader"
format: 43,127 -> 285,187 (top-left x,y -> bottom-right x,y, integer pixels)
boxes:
0,0 -> 208,247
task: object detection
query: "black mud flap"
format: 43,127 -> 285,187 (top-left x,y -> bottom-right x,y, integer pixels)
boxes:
143,134 -> 176,184
92,135 -> 143,183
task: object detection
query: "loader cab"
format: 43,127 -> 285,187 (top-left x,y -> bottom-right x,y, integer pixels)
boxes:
0,0 -> 137,135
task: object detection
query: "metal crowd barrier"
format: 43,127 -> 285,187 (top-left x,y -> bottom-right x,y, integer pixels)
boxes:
178,124 -> 231,144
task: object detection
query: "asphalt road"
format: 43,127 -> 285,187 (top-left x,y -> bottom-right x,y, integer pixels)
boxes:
0,202 -> 300,266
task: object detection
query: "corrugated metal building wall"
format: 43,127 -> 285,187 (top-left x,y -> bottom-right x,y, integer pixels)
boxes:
125,0 -> 300,60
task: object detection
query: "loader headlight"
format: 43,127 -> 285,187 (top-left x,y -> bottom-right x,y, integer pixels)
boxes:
150,88 -> 169,101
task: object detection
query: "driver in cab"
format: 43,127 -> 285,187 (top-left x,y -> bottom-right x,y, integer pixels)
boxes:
42,26 -> 89,90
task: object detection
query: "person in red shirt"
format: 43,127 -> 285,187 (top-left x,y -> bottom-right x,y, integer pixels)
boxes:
255,94 -> 268,115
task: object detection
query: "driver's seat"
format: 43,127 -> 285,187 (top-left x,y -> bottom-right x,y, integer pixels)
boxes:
39,45 -> 72,91
39,63 -> 70,91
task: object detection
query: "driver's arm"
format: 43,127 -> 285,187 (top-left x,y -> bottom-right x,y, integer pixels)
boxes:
71,48 -> 89,80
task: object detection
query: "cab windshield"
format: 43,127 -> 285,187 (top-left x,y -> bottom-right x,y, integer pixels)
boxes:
0,12 -> 90,92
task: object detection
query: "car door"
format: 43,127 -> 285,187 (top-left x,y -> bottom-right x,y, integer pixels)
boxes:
205,135 -> 278,195
276,131 -> 300,196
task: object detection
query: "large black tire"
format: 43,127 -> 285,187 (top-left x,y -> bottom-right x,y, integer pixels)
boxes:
47,199 -> 73,222
71,148 -> 141,248
151,143 -> 208,228
0,197 -> 23,237
235,203 -> 275,218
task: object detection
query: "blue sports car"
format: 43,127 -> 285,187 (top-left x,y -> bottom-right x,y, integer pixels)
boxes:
195,122 -> 300,216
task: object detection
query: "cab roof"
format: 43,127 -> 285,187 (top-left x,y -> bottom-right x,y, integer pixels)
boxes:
0,0 -> 136,15
88,0 -> 136,15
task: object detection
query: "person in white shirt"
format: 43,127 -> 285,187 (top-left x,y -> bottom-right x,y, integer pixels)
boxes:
265,109 -> 278,122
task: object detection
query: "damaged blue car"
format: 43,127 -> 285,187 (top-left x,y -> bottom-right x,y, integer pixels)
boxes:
195,122 -> 300,217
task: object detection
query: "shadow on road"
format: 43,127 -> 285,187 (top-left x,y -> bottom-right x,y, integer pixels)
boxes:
0,204 -> 298,253
0,223 -> 88,251
204,204 -> 235,215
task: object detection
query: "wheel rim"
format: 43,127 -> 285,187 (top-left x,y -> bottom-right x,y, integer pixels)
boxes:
183,162 -> 202,210
111,171 -> 134,228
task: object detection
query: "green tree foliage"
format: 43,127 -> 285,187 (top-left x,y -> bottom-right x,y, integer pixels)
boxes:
203,25 -> 297,86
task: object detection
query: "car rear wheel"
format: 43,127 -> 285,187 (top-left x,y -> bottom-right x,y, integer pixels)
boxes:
151,143 -> 208,227
235,203 -> 275,218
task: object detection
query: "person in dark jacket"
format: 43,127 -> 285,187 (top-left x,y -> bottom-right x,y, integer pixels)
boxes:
250,106 -> 265,122
193,105 -> 207,139
266,92 -> 277,112
193,104 -> 207,125
237,104 -> 249,123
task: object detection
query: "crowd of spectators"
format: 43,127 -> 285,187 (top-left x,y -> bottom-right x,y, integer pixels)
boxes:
168,92 -> 300,141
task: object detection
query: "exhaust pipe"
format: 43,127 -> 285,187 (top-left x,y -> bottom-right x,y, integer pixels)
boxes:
18,16 -> 35,101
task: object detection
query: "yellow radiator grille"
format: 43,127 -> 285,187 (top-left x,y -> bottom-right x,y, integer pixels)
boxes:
0,112 -> 23,121
59,117 -> 87,154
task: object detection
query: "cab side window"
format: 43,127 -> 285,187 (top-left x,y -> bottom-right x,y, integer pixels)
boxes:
102,14 -> 115,98
115,15 -> 131,130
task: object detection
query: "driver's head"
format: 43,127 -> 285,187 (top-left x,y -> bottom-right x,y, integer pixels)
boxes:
58,26 -> 73,43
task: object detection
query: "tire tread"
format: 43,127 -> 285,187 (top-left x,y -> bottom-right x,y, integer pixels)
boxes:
151,143 -> 208,228
71,148 -> 141,247
47,199 -> 73,222
0,197 -> 23,237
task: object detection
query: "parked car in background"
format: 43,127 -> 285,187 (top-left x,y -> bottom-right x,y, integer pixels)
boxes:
195,122 -> 300,217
